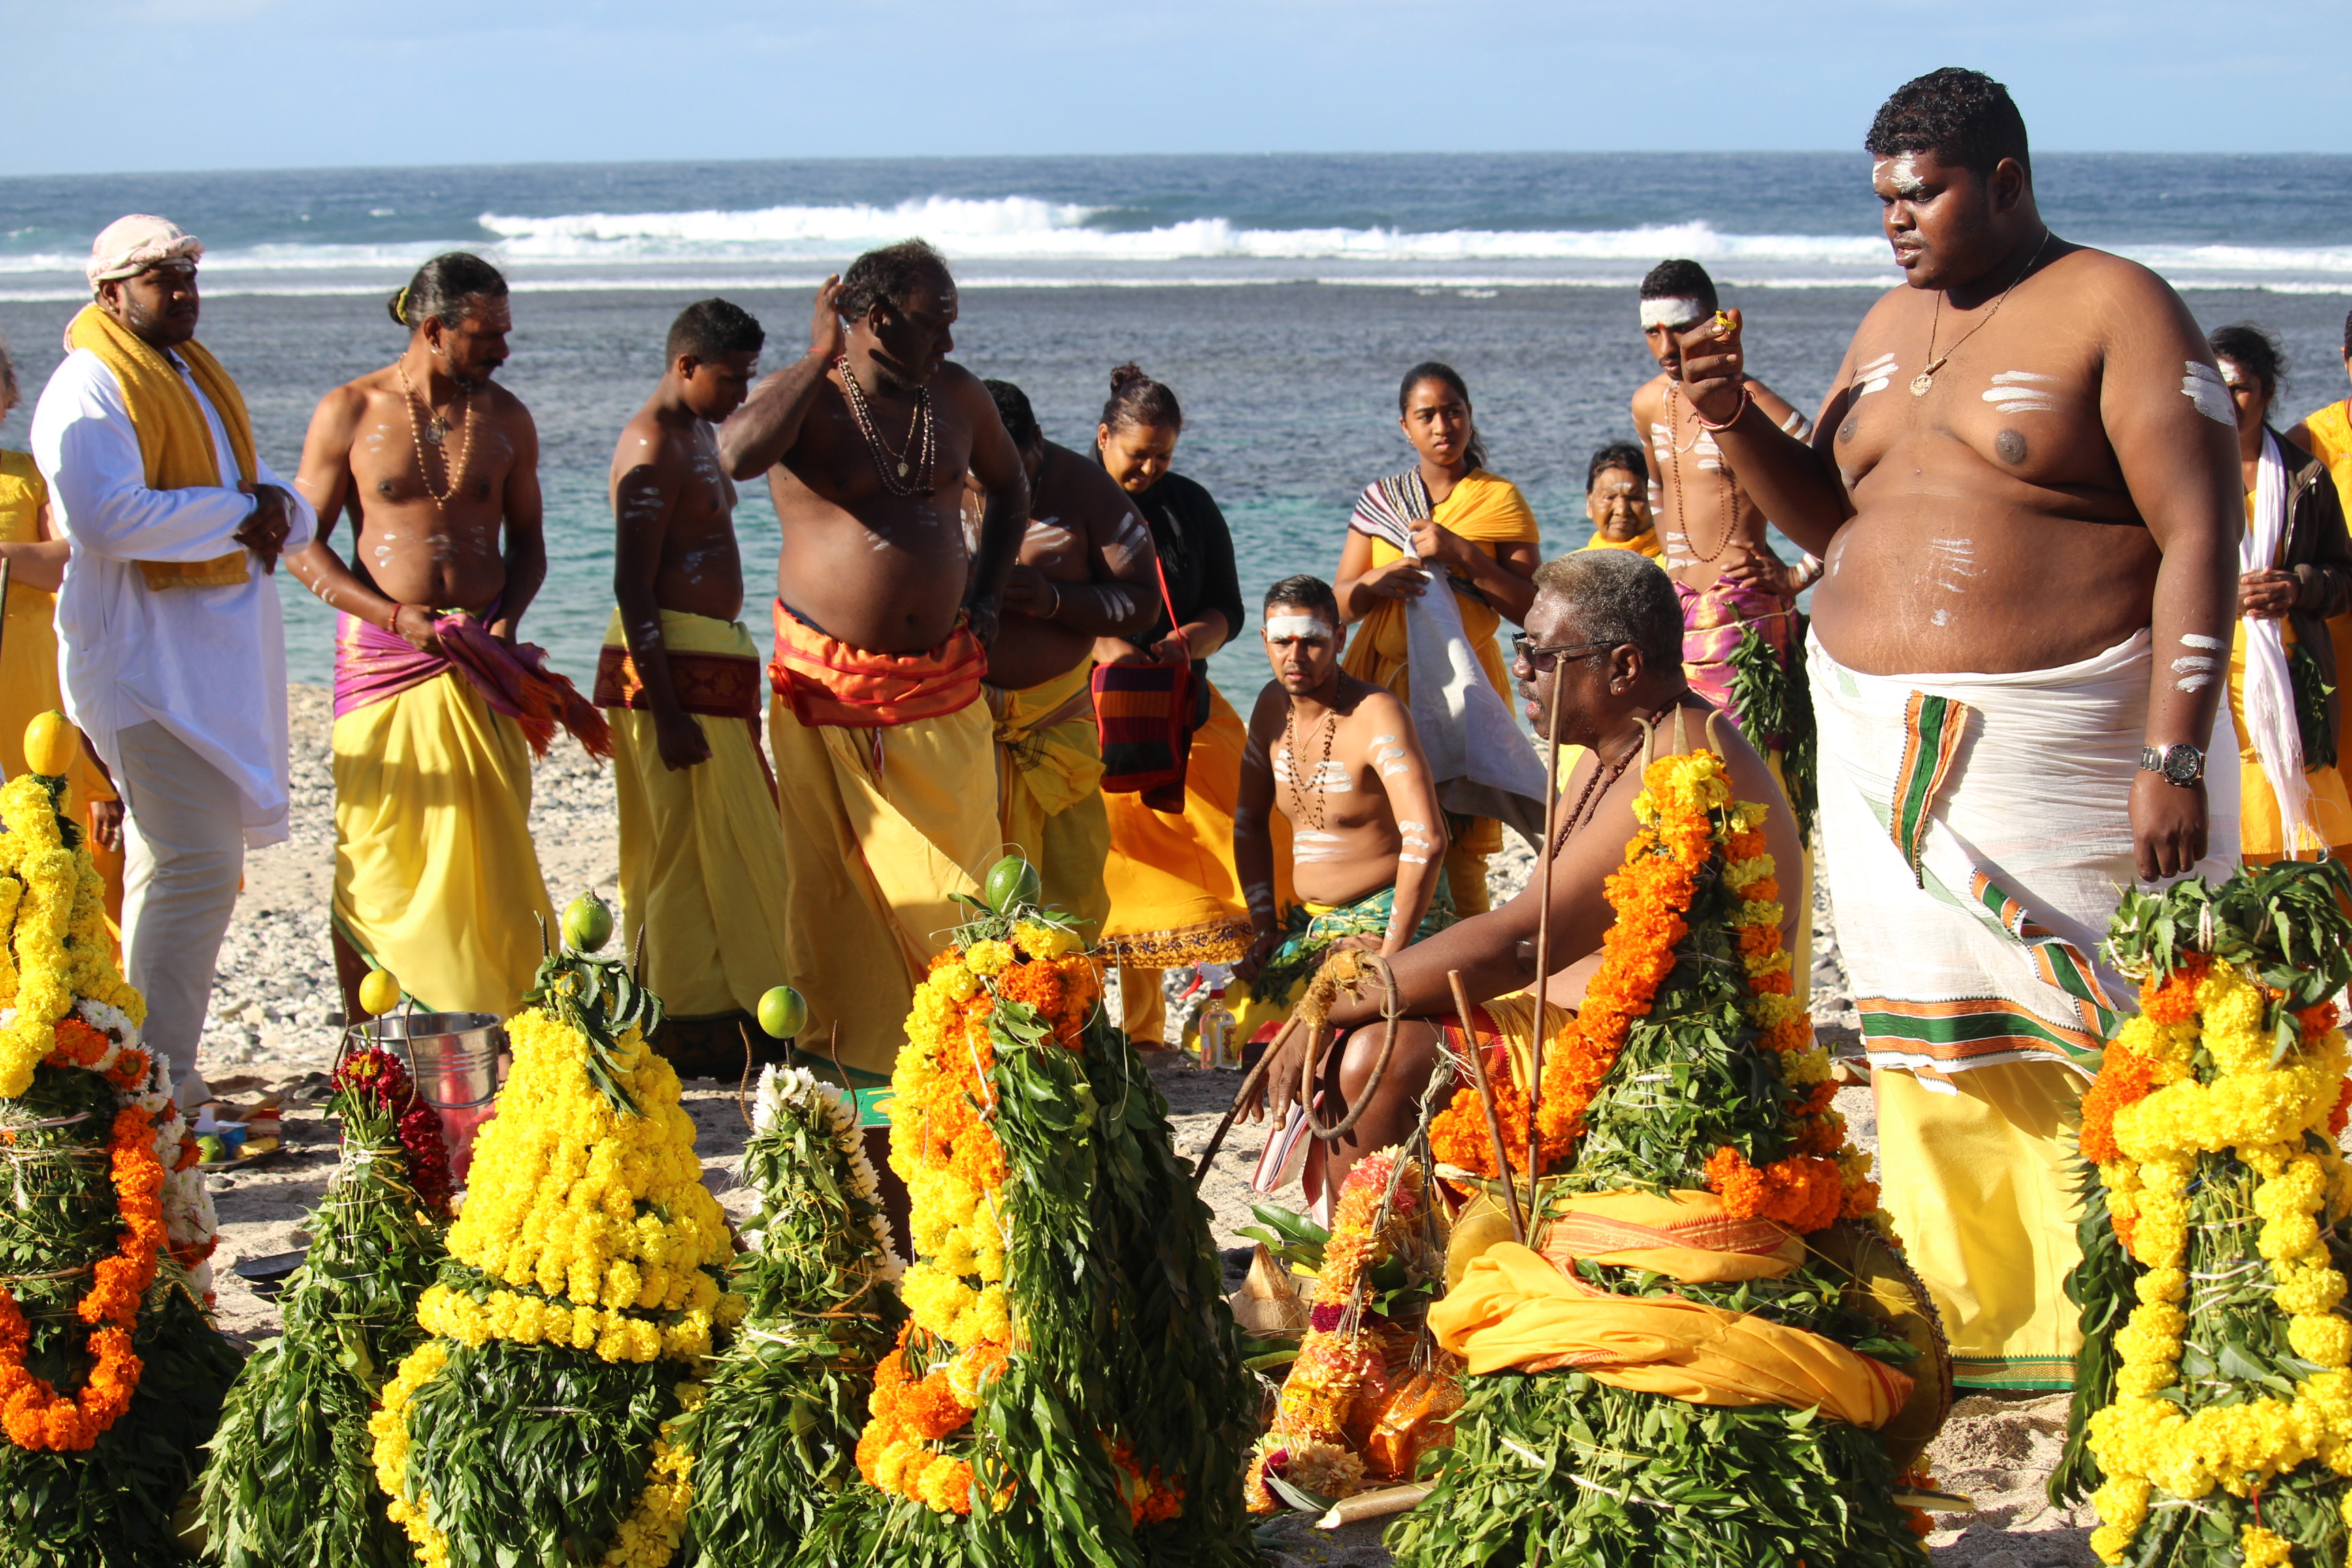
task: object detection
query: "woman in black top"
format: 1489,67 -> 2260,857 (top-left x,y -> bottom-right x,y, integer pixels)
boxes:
1091,364 -> 1281,1047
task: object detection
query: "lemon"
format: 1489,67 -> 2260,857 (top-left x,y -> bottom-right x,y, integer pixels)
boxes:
22,711 -> 76,778
757,985 -> 808,1041
358,968 -> 402,1017
982,855 -> 1041,915
562,892 -> 615,954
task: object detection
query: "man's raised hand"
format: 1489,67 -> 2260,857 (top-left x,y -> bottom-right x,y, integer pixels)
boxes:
1677,308 -> 1748,427
809,274 -> 845,364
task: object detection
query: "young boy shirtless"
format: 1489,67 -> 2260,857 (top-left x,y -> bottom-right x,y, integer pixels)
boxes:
1234,575 -> 1452,1013
595,297 -> 795,1068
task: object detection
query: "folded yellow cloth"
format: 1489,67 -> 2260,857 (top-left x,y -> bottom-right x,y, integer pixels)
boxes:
1428,1242 -> 1912,1428
1539,1188 -> 1804,1284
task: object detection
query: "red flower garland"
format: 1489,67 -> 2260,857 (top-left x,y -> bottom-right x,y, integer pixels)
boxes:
331,1044 -> 454,1215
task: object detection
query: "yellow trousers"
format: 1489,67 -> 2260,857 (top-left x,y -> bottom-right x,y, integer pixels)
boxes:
1876,1060 -> 2082,1389
333,673 -> 553,1019
990,664 -> 1111,940
769,692 -> 1000,1077
609,617 -> 796,1022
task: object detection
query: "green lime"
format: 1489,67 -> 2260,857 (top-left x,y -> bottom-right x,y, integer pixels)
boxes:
562,892 -> 615,954
983,855 -> 1041,915
757,985 -> 808,1041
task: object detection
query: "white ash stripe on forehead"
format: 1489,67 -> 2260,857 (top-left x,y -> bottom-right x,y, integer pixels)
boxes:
1639,297 -> 1710,331
1264,615 -> 1333,641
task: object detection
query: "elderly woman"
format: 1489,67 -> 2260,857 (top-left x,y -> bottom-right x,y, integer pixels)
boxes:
0,333 -> 123,922
2211,323 -> 2352,863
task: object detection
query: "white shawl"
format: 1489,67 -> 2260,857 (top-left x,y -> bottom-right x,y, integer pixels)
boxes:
2241,430 -> 2318,855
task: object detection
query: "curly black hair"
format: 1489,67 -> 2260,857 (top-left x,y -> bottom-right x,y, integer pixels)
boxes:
2209,323 -> 2285,402
1865,67 -> 2031,182
1639,259 -> 1718,312
836,238 -> 953,323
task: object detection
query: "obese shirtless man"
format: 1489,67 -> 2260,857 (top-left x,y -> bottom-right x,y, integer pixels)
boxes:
1236,576 -> 1451,1198
595,297 -> 794,1068
973,378 -> 1159,935
1676,68 -> 2240,1390
1631,260 -> 1821,838
717,240 -> 1030,1079
1247,552 -> 1805,1202
291,252 -> 600,1024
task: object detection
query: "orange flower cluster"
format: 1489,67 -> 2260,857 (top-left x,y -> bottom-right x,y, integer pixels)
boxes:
2077,959 -> 2212,1170
0,1105 -> 166,1450
1428,755 -> 1713,1179
855,1326 -> 986,1514
2138,955 -> 2210,1024
1108,1437 -> 1185,1526
1703,1145 -> 1843,1232
44,1017 -> 151,1092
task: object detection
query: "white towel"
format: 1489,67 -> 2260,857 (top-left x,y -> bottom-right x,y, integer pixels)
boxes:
1401,557 -> 1552,842
2240,429 -> 2318,855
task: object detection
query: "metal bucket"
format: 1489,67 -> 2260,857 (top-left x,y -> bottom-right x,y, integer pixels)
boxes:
372,1011 -> 506,1182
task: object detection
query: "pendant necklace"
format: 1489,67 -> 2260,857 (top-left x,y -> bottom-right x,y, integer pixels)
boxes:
1911,229 -> 2053,397
836,356 -> 936,494
395,359 -> 475,512
1281,705 -> 1340,833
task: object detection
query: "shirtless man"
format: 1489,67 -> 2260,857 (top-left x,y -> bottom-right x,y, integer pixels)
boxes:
1632,259 -> 1821,831
717,240 -> 1030,1077
290,252 -> 594,1024
1246,552 -> 1804,1196
1675,68 -> 2240,1390
592,297 -> 796,1069
973,378 -> 1159,934
1233,575 -> 1450,1032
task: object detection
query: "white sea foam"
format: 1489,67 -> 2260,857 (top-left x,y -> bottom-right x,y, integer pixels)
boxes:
3,195 -> 2348,295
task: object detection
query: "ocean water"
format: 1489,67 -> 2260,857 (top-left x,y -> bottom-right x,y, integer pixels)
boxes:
3,152 -> 2347,694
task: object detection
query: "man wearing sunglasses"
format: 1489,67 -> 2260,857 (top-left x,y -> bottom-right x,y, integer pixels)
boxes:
1246,551 -> 1806,1203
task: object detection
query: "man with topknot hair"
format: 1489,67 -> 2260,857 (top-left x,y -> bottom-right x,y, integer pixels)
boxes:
717,243 -> 1030,1079
1676,67 -> 2243,1391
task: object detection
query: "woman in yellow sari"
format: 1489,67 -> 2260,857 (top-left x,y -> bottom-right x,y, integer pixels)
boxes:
0,336 -> 124,938
1335,363 -> 1541,913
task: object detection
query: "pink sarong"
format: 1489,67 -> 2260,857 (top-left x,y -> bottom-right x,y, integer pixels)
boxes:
1676,576 -> 1797,730
334,606 -> 612,760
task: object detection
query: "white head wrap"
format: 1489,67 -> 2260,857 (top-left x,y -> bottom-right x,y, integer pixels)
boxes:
86,214 -> 203,290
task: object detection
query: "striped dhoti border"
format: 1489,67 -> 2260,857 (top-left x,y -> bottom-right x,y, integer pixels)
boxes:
1812,627 -> 2239,1086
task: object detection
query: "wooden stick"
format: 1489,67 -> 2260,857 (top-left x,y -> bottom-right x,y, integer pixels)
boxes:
1524,672 -> 1567,1230
1187,1017 -> 1296,1194
1448,968 -> 1524,1244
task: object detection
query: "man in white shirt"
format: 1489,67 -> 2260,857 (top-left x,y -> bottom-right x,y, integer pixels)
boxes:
29,215 -> 311,1107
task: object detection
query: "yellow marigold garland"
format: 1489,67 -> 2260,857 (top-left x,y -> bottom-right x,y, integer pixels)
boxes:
0,773 -> 144,1097
859,925 -> 1098,1511
2085,958 -> 2352,1561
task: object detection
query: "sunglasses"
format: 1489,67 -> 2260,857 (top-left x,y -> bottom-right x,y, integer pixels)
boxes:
1509,633 -> 1616,670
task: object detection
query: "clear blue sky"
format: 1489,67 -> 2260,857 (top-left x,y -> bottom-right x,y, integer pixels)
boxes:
1,0 -> 2340,176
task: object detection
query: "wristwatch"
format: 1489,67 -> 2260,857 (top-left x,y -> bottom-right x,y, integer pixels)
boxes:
2140,743 -> 2206,786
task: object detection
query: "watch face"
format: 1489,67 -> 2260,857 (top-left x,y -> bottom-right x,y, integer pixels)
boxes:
2163,747 -> 2200,785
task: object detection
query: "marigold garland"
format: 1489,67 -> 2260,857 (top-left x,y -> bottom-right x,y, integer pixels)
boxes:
0,1103 -> 165,1450
2081,951 -> 2352,1563
862,924 -> 1098,1511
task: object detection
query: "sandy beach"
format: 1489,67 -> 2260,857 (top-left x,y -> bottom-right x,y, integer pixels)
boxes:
197,685 -> 2099,1566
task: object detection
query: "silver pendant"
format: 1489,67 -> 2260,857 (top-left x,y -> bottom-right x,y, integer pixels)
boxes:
425,421 -> 448,445
898,461 -> 909,478
1909,373 -> 1934,397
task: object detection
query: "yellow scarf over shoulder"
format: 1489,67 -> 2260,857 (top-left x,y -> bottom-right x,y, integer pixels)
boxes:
66,303 -> 257,589
1343,468 -> 1537,702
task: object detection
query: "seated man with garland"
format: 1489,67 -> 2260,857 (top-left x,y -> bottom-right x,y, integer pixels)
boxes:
1246,546 -> 1808,1195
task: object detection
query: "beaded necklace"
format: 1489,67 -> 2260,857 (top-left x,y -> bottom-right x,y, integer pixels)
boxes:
1279,703 -> 1341,833
394,359 -> 474,512
836,356 -> 936,495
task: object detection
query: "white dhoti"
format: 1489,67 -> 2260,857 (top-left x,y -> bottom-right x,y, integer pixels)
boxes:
1810,627 -> 2236,1388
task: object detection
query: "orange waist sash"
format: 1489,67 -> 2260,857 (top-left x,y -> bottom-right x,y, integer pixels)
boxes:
767,598 -> 985,730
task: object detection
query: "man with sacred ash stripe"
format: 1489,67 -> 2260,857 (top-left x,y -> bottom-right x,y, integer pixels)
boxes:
718,241 -> 1030,1083
1677,67 -> 2241,1391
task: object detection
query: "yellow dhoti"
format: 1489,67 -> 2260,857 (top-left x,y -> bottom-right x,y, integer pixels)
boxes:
598,609 -> 793,1026
988,663 -> 1111,939
768,693 -> 999,1079
1,451 -> 122,947
332,672 -> 554,1019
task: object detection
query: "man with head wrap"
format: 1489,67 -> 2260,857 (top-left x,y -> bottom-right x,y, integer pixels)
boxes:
29,215 -> 312,1108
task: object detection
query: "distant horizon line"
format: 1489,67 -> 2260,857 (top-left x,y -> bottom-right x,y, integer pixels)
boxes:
7,147 -> 2347,184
